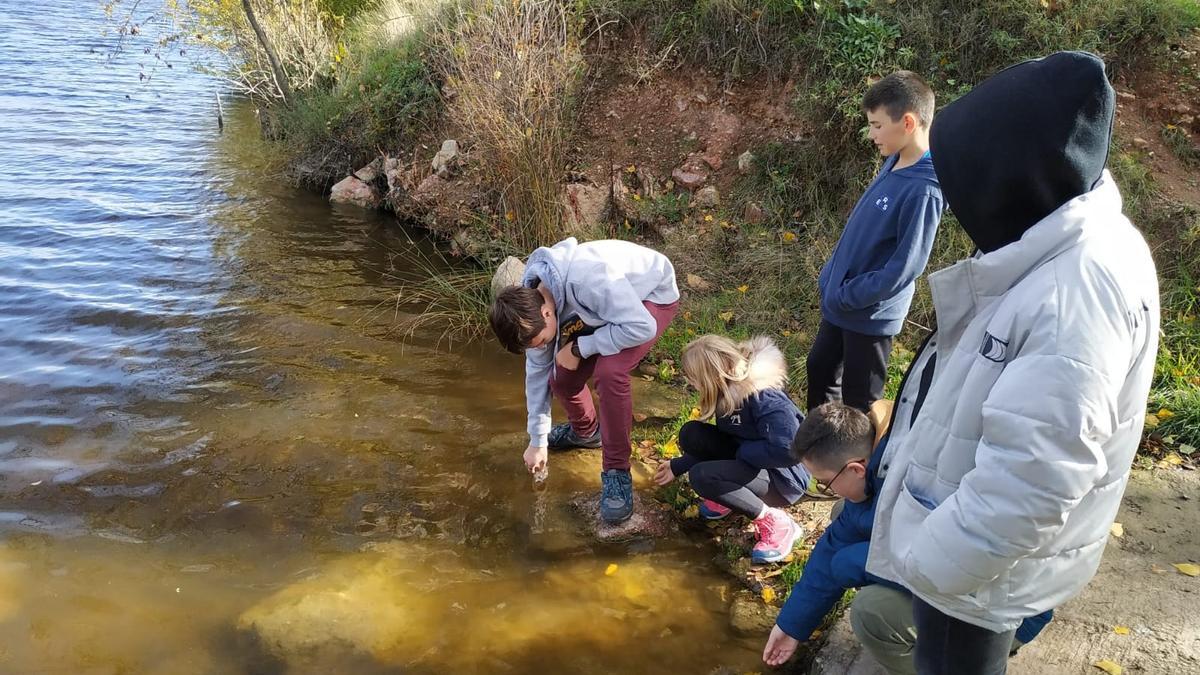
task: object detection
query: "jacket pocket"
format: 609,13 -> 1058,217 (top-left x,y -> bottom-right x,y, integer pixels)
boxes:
889,483 -> 934,564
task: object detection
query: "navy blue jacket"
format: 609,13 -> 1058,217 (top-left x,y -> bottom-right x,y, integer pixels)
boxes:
818,153 -> 943,336
672,389 -> 810,504
776,436 -> 1054,642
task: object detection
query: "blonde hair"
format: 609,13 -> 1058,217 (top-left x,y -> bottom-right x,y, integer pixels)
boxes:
682,334 -> 782,419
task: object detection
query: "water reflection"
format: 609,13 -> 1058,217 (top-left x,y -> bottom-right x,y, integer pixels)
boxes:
0,2 -> 765,672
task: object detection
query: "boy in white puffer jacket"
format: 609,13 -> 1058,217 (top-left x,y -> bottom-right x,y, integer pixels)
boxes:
861,52 -> 1160,674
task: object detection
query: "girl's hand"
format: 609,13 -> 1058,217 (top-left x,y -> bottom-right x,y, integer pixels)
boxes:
524,445 -> 548,474
763,624 -> 800,666
556,343 -> 581,371
652,460 -> 676,486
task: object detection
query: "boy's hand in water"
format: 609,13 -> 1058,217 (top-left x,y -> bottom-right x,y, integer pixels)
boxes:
524,445 -> 548,474
763,624 -> 799,666
652,460 -> 675,486
556,343 -> 581,371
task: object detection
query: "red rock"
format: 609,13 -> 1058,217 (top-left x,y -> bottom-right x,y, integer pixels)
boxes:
330,176 -> 382,210
671,167 -> 707,190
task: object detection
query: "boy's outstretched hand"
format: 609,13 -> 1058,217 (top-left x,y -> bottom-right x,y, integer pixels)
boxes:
652,460 -> 675,486
763,624 -> 799,666
524,444 -> 548,474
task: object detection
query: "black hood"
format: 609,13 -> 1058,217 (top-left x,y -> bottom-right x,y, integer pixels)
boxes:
930,51 -> 1115,253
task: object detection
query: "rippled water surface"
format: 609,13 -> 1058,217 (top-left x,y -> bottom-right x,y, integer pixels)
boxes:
0,3 -> 764,673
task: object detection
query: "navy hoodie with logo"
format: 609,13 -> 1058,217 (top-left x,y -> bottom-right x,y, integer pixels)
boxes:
818,153 -> 944,337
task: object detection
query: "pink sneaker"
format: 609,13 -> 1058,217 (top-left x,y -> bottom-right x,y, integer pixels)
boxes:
698,499 -> 732,520
751,508 -> 802,564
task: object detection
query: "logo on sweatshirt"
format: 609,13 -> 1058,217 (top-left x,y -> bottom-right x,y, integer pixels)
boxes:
980,332 -> 1009,363
874,195 -> 891,211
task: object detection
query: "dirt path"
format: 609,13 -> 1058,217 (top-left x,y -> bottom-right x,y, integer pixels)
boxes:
811,466 -> 1200,674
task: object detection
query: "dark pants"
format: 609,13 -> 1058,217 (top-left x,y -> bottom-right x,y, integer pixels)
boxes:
670,421 -> 787,517
805,318 -> 893,413
549,300 -> 678,471
913,596 -> 1016,675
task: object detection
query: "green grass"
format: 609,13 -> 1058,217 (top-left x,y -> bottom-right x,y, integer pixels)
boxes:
273,37 -> 439,186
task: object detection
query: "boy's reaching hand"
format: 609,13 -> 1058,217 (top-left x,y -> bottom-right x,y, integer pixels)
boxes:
652,460 -> 675,486
524,444 -> 548,474
763,624 -> 799,666
556,343 -> 581,371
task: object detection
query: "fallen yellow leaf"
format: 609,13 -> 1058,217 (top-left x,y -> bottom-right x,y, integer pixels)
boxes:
660,437 -> 680,458
704,214 -> 714,222
683,504 -> 700,519
605,563 -> 619,576
493,70 -> 502,80
683,310 -> 693,320
689,407 -> 702,420
1093,659 -> 1122,675
1157,408 -> 1175,420
1110,522 -> 1124,538
761,586 -> 776,603
737,285 -> 749,293
1163,453 -> 1184,466
1172,562 -> 1200,577
1113,625 -> 1130,635
718,311 -> 734,322
782,330 -> 792,337
782,231 -> 797,242
1144,413 -> 1160,428
626,164 -> 636,173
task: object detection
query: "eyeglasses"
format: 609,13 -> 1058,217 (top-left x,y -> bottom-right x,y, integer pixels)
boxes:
814,458 -> 866,497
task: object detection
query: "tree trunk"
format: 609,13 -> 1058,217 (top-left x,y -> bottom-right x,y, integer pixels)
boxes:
240,0 -> 293,106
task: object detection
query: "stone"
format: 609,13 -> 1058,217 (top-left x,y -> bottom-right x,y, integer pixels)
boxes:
671,167 -> 707,190
561,182 -> 611,233
686,273 -> 713,292
738,150 -> 756,174
569,492 -> 672,542
329,175 -> 382,210
383,155 -> 404,193
412,174 -> 448,204
809,613 -> 889,675
1133,137 -> 1150,150
729,591 -> 778,637
1117,90 -> 1136,101
693,185 -> 720,208
491,256 -> 526,299
675,97 -> 689,113
701,154 -> 723,171
431,139 -> 460,178
744,202 -> 765,225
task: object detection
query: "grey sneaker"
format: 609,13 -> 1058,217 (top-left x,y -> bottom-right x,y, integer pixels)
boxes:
599,469 -> 634,524
547,422 -> 602,450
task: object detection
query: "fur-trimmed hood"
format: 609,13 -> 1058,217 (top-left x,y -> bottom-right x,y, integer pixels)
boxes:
740,335 -> 788,400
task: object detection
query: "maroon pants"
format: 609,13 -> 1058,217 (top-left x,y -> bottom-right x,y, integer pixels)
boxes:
549,300 -> 678,471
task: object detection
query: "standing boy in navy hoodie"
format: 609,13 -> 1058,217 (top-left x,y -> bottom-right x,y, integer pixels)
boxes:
807,71 -> 944,413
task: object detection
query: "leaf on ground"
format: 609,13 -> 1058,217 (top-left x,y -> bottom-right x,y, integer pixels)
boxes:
1156,408 -> 1175,420
1113,625 -> 1130,635
782,231 -> 797,242
1144,413 -> 1160,428
718,311 -> 734,323
659,437 -> 680,458
605,563 -> 619,576
761,586 -> 776,603
689,407 -> 702,420
1163,453 -> 1184,466
633,412 -> 648,423
1110,522 -> 1124,538
1172,562 -> 1200,577
737,284 -> 749,293
1093,659 -> 1122,675
638,439 -> 655,449
1180,444 -> 1197,456
682,504 -> 700,519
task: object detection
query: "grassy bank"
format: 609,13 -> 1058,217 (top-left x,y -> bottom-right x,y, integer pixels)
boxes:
159,1 -> 1200,444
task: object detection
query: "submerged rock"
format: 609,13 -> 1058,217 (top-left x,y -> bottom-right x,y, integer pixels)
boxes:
330,175 -> 382,210
729,590 -> 776,636
569,492 -> 672,542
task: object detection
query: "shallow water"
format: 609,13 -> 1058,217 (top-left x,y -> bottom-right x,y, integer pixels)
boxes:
0,3 -> 764,673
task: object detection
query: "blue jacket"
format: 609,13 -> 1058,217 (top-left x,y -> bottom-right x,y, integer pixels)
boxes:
672,389 -> 810,504
716,388 -> 810,504
776,436 -> 1054,642
818,153 -> 943,336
